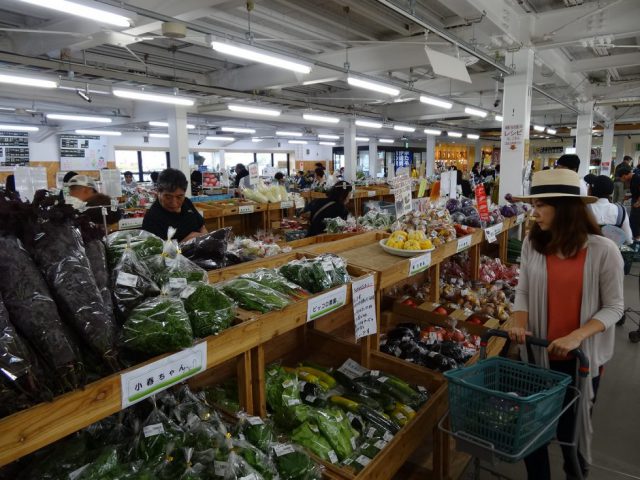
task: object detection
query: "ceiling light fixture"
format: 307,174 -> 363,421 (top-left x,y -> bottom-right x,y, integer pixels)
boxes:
424,128 -> 441,136
393,125 -> 415,132
448,131 -> 463,138
546,127 -> 557,135
148,121 -> 195,129
464,107 -> 488,118
355,137 -> 370,142
419,95 -> 453,109
288,140 -> 308,144
46,113 -> 112,123
0,124 -> 39,132
0,73 -> 57,89
318,134 -> 340,139
220,126 -> 256,133
495,115 -> 503,122
149,133 -> 170,138
533,125 -> 546,132
347,76 -> 400,96
303,113 -> 340,123
113,89 -> 194,106
355,119 -> 382,129
76,89 -> 91,103
466,133 -> 480,140
211,41 -> 311,74
228,104 -> 281,117
75,129 -> 121,136
251,137 -> 263,142
276,131 -> 303,137
17,0 -> 131,27
206,136 -> 236,141
378,138 -> 394,143
319,141 -> 336,146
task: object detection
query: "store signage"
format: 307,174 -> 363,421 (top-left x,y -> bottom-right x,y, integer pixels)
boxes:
474,184 -> 490,221
484,223 -> 503,244
280,200 -> 294,209
352,275 -> 377,340
120,342 -> 207,408
239,205 -> 255,214
418,178 -> 427,198
408,252 -> 432,276
456,235 -> 473,253
307,285 -> 347,322
391,175 -> 413,218
118,217 -> 144,230
248,162 -> 259,185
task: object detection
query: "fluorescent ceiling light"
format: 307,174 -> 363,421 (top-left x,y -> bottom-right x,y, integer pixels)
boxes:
466,133 -> 480,140
0,73 -> 57,89
251,137 -> 263,142
206,136 -> 235,141
424,128 -> 441,136
495,115 -> 503,122
113,89 -> 194,106
393,125 -> 415,132
546,127 -> 557,135
0,107 -> 15,111
148,121 -> 195,129
220,126 -> 255,133
288,140 -> 308,144
211,41 -> 311,74
18,0 -> 131,27
533,125 -> 545,132
0,124 -> 39,132
318,134 -> 339,139
47,113 -> 111,123
319,141 -> 336,146
464,107 -> 488,118
228,104 -> 281,117
355,119 -> 382,129
355,137 -> 370,142
419,95 -> 452,109
303,113 -> 340,123
276,131 -> 302,137
75,129 -> 121,136
347,76 -> 400,96
379,138 -> 394,143
149,133 -> 169,138
448,131 -> 463,138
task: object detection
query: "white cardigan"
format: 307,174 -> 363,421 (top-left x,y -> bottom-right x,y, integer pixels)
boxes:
514,234 -> 624,463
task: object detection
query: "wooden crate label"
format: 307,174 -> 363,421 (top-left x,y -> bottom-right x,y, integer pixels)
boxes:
239,205 -> 255,214
483,222 -> 503,244
280,200 -> 294,209
352,275 -> 377,340
307,285 -> 347,322
408,252 -> 431,276
368,190 -> 377,197
120,341 -> 207,408
118,217 -> 144,229
456,235 -> 473,253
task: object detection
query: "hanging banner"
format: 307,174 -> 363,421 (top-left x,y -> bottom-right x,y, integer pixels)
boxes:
475,184 -> 490,222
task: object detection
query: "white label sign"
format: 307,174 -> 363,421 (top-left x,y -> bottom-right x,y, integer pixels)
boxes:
116,271 -> 138,288
248,162 -> 259,186
120,341 -> 207,408
367,190 -> 376,197
456,235 -> 473,253
280,200 -> 293,209
307,285 -> 347,322
352,275 -> 377,340
484,222 -> 503,244
118,217 -> 144,230
239,204 -> 255,214
169,277 -> 187,289
143,423 -> 165,438
337,358 -> 369,379
273,444 -> 296,457
408,252 -> 432,276
516,213 -> 525,225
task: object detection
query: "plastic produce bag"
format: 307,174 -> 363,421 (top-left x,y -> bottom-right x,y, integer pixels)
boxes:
240,268 -> 309,299
235,439 -> 279,479
236,413 -> 276,453
180,227 -> 231,269
134,400 -> 185,465
221,278 -> 291,313
291,421 -> 337,463
85,238 -> 114,315
0,234 -> 83,390
272,443 -> 322,480
107,229 -> 164,269
121,293 -> 193,357
279,254 -> 350,294
181,282 -> 236,337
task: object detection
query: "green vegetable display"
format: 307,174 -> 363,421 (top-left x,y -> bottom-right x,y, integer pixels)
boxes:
222,278 -> 291,313
240,268 -> 309,299
121,296 -> 193,357
107,230 -> 163,269
291,422 -> 335,462
273,445 -> 321,480
279,254 -> 350,294
237,414 -> 277,452
312,408 -> 357,460
182,282 -> 235,337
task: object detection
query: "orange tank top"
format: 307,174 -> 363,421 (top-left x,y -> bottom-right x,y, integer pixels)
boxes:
546,248 -> 587,360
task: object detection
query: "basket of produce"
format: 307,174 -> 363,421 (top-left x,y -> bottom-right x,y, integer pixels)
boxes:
380,230 -> 434,257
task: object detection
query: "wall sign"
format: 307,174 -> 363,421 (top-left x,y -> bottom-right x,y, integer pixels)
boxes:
0,131 -> 29,166
60,134 -> 108,171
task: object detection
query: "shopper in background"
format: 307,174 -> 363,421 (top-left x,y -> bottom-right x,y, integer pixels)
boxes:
62,171 -> 78,185
150,171 -> 159,187
304,181 -> 352,236
589,175 -> 632,245
295,170 -> 308,189
583,174 -> 597,195
142,168 -> 206,243
617,165 -> 640,243
508,169 -> 624,480
311,167 -> 327,189
555,154 -> 589,195
4,174 -> 15,194
122,171 -> 137,192
233,163 -> 250,189
274,172 -> 288,190
66,175 -> 98,210
614,155 -> 632,178
81,193 -> 122,227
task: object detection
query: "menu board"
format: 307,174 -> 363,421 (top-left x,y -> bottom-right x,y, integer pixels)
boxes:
59,134 -> 108,171
0,131 -> 29,166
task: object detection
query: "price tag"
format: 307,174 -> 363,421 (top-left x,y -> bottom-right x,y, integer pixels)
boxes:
273,444 -> 296,457
337,358 -> 369,379
350,437 -> 357,449
280,200 -> 293,209
214,461 -> 228,477
383,431 -> 394,442
352,275 -> 377,340
240,474 -> 260,480
143,423 -> 165,438
69,464 -> 90,480
248,162 -> 259,186
367,190 -> 376,197
356,455 -> 372,467
374,439 -> 388,450
483,223 -> 503,244
180,285 -> 197,299
516,213 -> 525,225
118,217 -> 144,230
328,450 -> 339,464
246,416 -> 264,426
408,252 -> 431,276
239,204 -> 255,214
120,342 -> 207,408
456,235 -> 473,253
116,271 -> 138,287
286,398 -> 301,406
307,285 -> 347,322
169,277 -> 187,289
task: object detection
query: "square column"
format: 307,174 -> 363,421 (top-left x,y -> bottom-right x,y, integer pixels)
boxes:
368,139 -> 379,178
575,101 -> 594,178
425,135 -> 436,177
343,120 -> 357,182
167,106 -> 191,196
601,121 -> 615,176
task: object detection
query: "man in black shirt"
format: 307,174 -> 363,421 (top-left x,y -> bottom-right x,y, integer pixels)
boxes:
142,168 -> 206,243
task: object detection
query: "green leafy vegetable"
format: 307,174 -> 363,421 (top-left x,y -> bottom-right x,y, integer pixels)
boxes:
291,422 -> 335,462
240,268 -> 309,299
279,255 -> 350,293
222,278 -> 291,313
107,230 -> 163,269
182,283 -> 235,337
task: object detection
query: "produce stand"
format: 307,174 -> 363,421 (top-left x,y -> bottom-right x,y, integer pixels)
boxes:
194,199 -> 269,235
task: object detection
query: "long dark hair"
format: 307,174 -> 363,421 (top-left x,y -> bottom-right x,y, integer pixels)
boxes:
529,197 -> 601,258
327,181 -> 352,203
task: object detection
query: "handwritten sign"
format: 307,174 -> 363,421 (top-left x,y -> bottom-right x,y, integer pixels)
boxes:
352,275 -> 377,340
239,204 -> 255,214
121,342 -> 207,407
408,252 -> 432,276
367,190 -> 376,197
307,285 -> 347,322
456,235 -> 473,253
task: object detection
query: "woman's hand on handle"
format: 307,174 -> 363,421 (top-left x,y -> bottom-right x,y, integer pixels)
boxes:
507,311 -> 530,344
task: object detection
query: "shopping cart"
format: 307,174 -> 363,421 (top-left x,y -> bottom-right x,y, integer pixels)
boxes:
439,329 -> 589,480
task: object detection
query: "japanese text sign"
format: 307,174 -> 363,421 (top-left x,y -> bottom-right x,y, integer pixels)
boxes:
307,285 -> 347,322
352,275 -> 377,340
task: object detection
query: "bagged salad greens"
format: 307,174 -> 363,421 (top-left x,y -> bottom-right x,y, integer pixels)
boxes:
235,438 -> 279,479
236,413 -> 276,453
181,282 -> 235,337
121,293 -> 193,357
272,443 -> 322,480
279,254 -> 350,294
221,278 -> 291,313
240,268 -> 309,299
106,229 -> 163,270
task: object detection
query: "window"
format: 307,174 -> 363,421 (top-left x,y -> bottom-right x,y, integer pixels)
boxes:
141,151 -> 169,182
115,150 -> 139,175
273,153 -> 289,174
225,152 -> 254,167
256,153 -> 272,174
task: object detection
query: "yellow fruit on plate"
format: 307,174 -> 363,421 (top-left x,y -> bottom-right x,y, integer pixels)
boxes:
419,240 -> 433,250
403,240 -> 421,250
391,230 -> 408,239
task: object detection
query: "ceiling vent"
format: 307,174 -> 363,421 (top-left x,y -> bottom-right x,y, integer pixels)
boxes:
161,22 -> 187,39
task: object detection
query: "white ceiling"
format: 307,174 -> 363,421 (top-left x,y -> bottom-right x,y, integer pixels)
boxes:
0,0 -> 638,142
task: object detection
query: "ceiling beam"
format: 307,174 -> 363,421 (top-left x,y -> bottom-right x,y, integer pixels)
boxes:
569,52 -> 640,73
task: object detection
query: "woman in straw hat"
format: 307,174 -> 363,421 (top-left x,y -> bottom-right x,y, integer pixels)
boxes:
508,168 -> 624,480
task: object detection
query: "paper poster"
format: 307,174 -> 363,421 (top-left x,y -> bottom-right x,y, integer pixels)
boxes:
352,275 -> 377,340
503,124 -> 524,152
248,162 -> 259,185
0,131 -> 30,166
60,134 -> 107,171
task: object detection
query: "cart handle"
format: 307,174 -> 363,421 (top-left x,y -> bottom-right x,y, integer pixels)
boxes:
480,329 -> 590,377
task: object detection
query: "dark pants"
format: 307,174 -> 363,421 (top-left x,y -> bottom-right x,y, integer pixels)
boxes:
630,206 -> 640,238
523,359 -> 601,480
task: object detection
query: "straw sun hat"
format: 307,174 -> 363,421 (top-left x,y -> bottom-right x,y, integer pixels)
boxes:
512,168 -> 597,204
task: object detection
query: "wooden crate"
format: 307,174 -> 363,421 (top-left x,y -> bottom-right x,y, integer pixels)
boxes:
254,327 -> 448,480
286,232 -> 366,250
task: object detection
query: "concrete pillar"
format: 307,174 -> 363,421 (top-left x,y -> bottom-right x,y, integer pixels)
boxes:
616,135 -> 626,167
425,135 -> 436,177
498,48 -> 534,204
474,142 -> 482,169
167,106 -> 191,196
368,139 -> 379,178
386,153 -> 395,180
343,120 -> 357,182
601,122 -> 615,176
575,101 -> 594,179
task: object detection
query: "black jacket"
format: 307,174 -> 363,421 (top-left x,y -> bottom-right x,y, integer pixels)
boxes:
142,198 -> 204,242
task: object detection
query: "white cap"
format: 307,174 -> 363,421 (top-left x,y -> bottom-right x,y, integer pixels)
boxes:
67,175 -> 97,191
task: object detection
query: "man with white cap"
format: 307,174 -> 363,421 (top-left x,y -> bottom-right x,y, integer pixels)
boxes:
66,174 -> 97,211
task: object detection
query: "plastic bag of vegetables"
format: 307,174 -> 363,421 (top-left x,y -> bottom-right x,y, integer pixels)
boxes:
236,413 -> 276,453
279,254 -> 350,294
291,421 -> 337,463
234,438 -> 279,479
107,229 -> 163,269
121,292 -> 193,357
271,443 -> 322,480
240,268 -> 309,299
221,278 -> 291,313
84,238 -> 114,315
181,282 -> 235,337
180,227 -> 231,270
